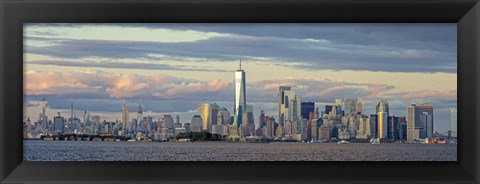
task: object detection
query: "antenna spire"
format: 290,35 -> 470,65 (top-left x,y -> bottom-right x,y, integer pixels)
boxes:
239,51 -> 242,70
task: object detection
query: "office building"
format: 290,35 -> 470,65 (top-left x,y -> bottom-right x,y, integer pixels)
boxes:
198,103 -> 210,131
376,99 -> 390,116
370,114 -> 378,138
234,59 -> 247,128
343,98 -> 358,115
122,102 -> 129,130
190,115 -> 203,132
301,102 -> 315,121
377,111 -> 387,139
407,104 -> 421,141
53,112 -> 65,133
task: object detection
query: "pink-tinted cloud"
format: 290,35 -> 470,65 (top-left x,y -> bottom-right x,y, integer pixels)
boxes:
25,69 -> 231,100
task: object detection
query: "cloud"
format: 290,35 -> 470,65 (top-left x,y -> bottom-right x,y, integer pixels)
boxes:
25,69 -> 231,100
24,23 -> 457,73
27,60 -> 229,72
396,90 -> 457,101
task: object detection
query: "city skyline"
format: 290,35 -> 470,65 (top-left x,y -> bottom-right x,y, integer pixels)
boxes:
24,23 -> 457,133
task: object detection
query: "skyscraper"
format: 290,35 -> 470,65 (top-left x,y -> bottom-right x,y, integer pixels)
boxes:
190,115 -> 203,132
53,112 -> 65,133
233,59 -> 246,128
377,99 -> 388,139
137,103 -> 143,131
258,110 -> 266,128
41,97 -> 47,130
343,98 -> 358,115
450,107 -> 457,138
289,94 -> 302,121
122,102 -> 129,130
199,103 -> 210,131
417,103 -> 433,139
407,104 -> 420,141
278,86 -> 292,126
376,99 -> 389,116
355,99 -> 362,115
301,102 -> 315,120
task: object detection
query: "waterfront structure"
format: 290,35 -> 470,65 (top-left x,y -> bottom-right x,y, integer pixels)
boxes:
53,112 -> 64,133
162,115 -> 174,133
357,116 -> 371,138
301,102 -> 315,121
420,112 -> 433,139
210,103 -> 221,127
319,125 -> 330,140
450,107 -> 457,138
407,103 -> 434,141
265,116 -> 275,138
190,115 -> 203,132
217,108 -> 231,125
417,103 -> 434,139
310,119 -> 319,141
387,116 -> 400,140
407,104 -> 421,141
122,102 -> 129,131
377,111 -> 387,139
370,114 -> 378,138
199,103 -> 210,131
233,59 -> 246,128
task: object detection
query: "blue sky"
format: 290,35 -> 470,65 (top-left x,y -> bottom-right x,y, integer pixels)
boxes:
23,23 -> 457,133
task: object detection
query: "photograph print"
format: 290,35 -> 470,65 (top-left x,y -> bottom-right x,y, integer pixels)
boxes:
23,23 -> 457,161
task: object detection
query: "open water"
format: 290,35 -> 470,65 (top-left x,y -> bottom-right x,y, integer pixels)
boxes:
23,140 -> 457,161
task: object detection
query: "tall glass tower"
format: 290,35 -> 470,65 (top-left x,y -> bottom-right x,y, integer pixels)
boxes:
233,59 -> 246,128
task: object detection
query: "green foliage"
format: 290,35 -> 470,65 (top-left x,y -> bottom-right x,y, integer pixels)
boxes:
175,131 -> 225,141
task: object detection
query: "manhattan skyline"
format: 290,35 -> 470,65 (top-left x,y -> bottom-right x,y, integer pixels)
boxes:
23,23 -> 457,133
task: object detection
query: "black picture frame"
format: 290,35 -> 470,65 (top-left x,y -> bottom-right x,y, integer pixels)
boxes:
1,0 -> 479,183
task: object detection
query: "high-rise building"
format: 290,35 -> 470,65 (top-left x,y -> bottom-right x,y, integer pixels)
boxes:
136,103 -> 143,131
370,114 -> 378,138
406,103 -> 433,141
289,94 -> 302,121
190,115 -> 203,132
233,59 -> 246,128
301,102 -> 315,121
376,100 -> 390,116
417,103 -> 433,139
265,116 -> 275,138
420,112 -> 433,139
377,112 -> 387,139
387,116 -> 400,140
319,125 -> 330,140
278,86 -> 292,126
407,104 -> 421,141
199,103 -> 210,131
162,115 -> 174,131
343,98 -> 358,115
325,105 -> 333,115
41,97 -> 47,130
122,102 -> 129,130
53,112 -> 65,133
450,107 -> 457,138
358,116 -> 371,137
355,99 -> 362,115
258,110 -> 266,128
